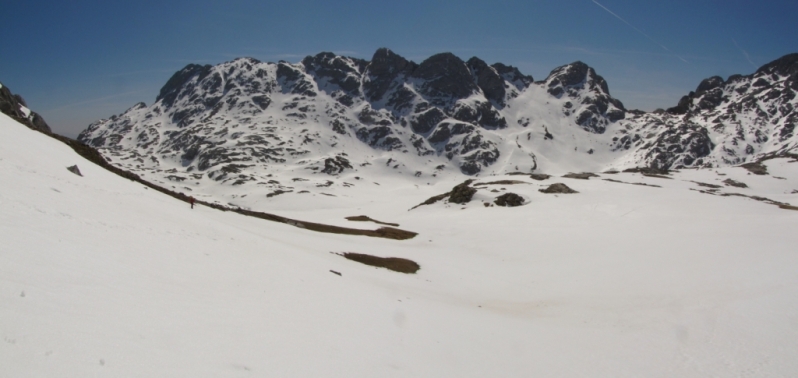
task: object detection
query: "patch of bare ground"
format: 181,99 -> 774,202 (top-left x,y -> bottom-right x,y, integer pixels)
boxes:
410,192 -> 451,210
562,172 -> 599,180
539,183 -> 579,194
336,252 -> 420,274
410,179 -> 476,210
603,178 -> 661,188
690,181 -> 722,189
529,173 -> 552,181
740,162 -> 768,175
474,180 -> 528,186
623,167 -> 670,175
690,188 -> 796,211
346,215 -> 399,227
642,173 -> 672,179
723,178 -> 748,188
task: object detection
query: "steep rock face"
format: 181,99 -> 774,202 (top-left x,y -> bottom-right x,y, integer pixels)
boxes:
77,49 -> 798,190
544,62 -> 626,133
641,53 -> 798,167
0,82 -> 51,133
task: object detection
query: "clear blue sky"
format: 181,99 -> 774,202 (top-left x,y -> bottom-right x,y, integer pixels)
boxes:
1,0 -> 796,137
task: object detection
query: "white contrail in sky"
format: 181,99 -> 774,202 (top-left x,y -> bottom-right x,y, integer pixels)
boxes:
590,0 -> 689,63
732,38 -> 757,68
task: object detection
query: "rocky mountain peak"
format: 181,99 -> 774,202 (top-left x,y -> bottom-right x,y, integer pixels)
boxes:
696,76 -> 725,93
302,52 -> 367,102
156,64 -> 214,109
466,57 -> 506,106
545,61 -> 611,96
543,61 -> 625,133
490,63 -> 533,91
363,48 -> 414,102
755,53 -> 798,78
412,53 -> 479,100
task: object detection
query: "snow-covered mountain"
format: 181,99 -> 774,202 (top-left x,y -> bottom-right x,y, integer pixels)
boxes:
77,49 -> 798,195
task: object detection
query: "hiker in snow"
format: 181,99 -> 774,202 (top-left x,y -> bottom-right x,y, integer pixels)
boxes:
189,196 -> 196,209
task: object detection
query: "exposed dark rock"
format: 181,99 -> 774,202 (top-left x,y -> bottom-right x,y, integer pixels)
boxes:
696,76 -> 725,93
409,108 -> 446,134
529,173 -> 551,181
494,192 -> 525,207
0,82 -> 51,133
412,53 -> 479,99
562,172 -> 599,180
691,181 -> 721,189
448,179 -> 477,204
302,52 -> 365,96
321,155 -> 353,175
467,57 -> 506,105
622,167 -> 670,175
740,162 -> 768,175
491,63 -> 534,90
723,178 -> 748,188
345,215 -> 399,227
644,123 -> 713,170
339,252 -> 420,274
539,183 -> 579,194
66,165 -> 83,177
156,64 -> 213,108
363,48 -> 415,102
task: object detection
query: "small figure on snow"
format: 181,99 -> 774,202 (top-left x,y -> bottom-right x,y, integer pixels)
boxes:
189,196 -> 196,209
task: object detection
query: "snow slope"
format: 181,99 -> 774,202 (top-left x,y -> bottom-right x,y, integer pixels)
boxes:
3,113 -> 798,376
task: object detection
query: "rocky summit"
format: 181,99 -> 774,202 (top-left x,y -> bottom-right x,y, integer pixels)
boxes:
77,49 -> 798,193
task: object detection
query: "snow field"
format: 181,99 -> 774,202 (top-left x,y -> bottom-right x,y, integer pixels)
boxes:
2,113 -> 798,377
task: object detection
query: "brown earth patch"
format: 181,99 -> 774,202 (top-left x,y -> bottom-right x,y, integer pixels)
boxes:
691,181 -> 722,189
562,172 -> 599,180
603,178 -> 661,188
740,162 -> 768,175
346,215 -> 399,227
723,178 -> 748,188
337,252 -> 420,274
623,167 -> 670,175
475,180 -> 528,186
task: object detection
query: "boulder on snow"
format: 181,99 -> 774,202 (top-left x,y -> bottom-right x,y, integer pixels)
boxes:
448,179 -> 477,204
494,192 -> 525,207
539,183 -> 578,194
66,165 -> 83,177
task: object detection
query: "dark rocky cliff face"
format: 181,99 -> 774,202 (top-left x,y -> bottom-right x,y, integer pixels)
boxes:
0,83 -> 51,133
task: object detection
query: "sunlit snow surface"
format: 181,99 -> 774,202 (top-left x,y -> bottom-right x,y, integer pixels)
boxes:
2,112 -> 798,377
